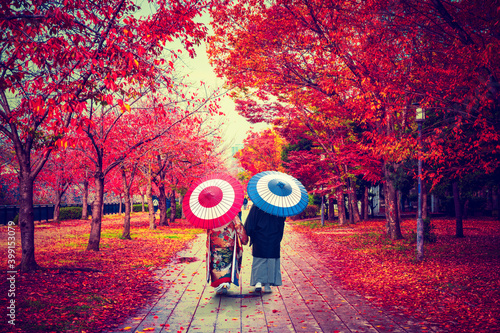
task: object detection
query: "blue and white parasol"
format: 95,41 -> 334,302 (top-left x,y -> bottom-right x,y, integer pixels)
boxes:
247,171 -> 308,217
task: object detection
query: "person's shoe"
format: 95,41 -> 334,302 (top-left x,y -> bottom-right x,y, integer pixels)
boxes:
264,284 -> 272,293
254,282 -> 262,292
216,284 -> 229,295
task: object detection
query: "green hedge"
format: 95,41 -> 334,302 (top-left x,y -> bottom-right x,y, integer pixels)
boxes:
166,202 -> 182,219
133,204 -> 149,212
410,217 -> 437,243
59,207 -> 82,220
289,205 -> 319,221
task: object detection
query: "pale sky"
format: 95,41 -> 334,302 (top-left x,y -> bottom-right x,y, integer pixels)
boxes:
177,9 -> 270,149
182,43 -> 270,147
136,3 -> 270,147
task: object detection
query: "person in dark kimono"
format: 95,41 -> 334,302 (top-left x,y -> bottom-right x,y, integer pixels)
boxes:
244,205 -> 286,293
207,215 -> 248,295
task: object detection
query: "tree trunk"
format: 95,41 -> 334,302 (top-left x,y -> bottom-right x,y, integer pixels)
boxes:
319,194 -> 324,225
497,187 -> 500,222
169,190 -> 176,223
53,193 -> 62,223
337,190 -> 347,226
121,167 -> 132,240
384,183 -> 390,234
158,184 -> 169,226
384,166 -> 403,240
328,195 -> 335,220
348,179 -> 361,223
453,180 -> 464,237
81,179 -> 89,220
396,190 -> 402,223
119,194 -> 123,214
19,173 -> 40,271
179,193 -> 185,219
141,193 -> 145,212
363,187 -> 369,220
87,173 -> 104,251
122,194 -> 132,239
422,181 -> 428,221
347,188 -> 353,224
147,176 -> 156,229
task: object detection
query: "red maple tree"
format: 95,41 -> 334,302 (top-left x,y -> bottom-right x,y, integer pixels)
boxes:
1,0 -> 212,270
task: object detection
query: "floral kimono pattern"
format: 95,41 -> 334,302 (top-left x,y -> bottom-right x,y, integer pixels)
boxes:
207,216 -> 248,288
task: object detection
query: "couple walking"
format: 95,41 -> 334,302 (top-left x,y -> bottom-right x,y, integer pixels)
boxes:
206,205 -> 286,295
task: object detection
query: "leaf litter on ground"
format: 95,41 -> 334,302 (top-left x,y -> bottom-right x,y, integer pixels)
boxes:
2,214 -> 499,333
0,213 -> 203,333
290,216 -> 500,333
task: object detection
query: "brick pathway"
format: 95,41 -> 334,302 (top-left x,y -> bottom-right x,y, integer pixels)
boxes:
110,213 -> 439,333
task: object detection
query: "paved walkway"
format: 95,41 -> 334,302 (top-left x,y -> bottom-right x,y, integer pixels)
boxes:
110,212 -> 438,333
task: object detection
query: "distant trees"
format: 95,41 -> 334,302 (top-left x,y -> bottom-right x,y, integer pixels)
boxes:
234,129 -> 287,178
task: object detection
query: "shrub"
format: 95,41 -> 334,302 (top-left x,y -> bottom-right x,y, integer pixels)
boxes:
289,205 -> 319,221
59,207 -> 82,220
133,204 -> 149,212
410,217 -> 437,243
166,202 -> 182,219
423,217 -> 437,243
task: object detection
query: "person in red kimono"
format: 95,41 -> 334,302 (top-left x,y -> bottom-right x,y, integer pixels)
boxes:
207,215 -> 248,295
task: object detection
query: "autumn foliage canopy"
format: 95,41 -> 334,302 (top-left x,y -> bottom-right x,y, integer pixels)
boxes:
209,0 -> 500,237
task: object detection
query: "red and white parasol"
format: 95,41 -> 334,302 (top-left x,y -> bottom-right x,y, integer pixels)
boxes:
183,173 -> 244,229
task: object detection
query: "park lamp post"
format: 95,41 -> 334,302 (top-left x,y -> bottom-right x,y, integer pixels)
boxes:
415,104 -> 425,261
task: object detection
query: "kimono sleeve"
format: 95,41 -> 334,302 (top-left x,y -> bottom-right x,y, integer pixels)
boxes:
234,216 -> 249,245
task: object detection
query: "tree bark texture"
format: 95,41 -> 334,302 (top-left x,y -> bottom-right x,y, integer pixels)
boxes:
19,174 -> 40,271
384,166 -> 403,240
87,174 -> 104,251
147,176 -> 156,229
119,194 -> 123,214
179,194 -> 185,219
81,179 -> 89,220
15,133 -> 50,271
348,179 -> 361,223
363,187 -> 369,220
396,190 -> 402,223
337,190 -> 347,226
347,188 -> 353,224
53,195 -> 61,224
422,181 -> 428,221
158,184 -> 168,226
328,195 -> 335,220
453,180 -> 464,237
121,167 -> 132,240
169,190 -> 176,223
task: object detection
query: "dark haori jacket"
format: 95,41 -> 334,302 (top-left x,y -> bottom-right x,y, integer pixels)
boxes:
244,205 -> 286,258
